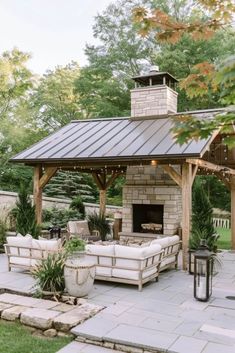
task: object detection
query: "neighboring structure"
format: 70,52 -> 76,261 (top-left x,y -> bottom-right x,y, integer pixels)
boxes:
11,67 -> 235,268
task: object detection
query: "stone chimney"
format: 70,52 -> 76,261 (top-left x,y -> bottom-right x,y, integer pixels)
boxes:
131,66 -> 178,118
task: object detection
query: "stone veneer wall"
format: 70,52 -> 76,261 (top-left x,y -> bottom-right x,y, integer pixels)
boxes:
122,166 -> 182,236
131,85 -> 178,118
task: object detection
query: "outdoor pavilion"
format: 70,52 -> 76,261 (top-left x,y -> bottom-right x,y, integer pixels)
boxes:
11,108 -> 235,269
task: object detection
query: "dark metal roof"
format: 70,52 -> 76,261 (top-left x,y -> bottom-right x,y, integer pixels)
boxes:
11,110 -> 222,165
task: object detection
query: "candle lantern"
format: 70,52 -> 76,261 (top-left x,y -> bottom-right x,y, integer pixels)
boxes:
48,226 -> 61,239
194,240 -> 214,302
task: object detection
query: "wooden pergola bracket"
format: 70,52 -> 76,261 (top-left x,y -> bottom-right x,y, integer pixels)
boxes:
162,165 -> 182,187
39,167 -> 57,189
92,171 -> 121,215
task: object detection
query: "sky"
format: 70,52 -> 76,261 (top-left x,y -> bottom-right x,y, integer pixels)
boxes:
0,0 -> 113,74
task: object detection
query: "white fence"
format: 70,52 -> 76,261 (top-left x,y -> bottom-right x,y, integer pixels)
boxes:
213,217 -> 230,229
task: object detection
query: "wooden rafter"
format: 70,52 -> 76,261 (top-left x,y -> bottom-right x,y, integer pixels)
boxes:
162,165 -> 182,187
214,172 -> 231,191
39,167 -> 57,189
186,158 -> 235,176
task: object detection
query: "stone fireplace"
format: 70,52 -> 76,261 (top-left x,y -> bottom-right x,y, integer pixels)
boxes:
122,165 -> 182,236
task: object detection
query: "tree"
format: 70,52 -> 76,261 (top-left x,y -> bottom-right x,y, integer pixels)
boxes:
44,171 -> 96,202
14,183 -> 40,238
32,62 -> 82,131
190,179 -> 217,251
133,0 -> 235,145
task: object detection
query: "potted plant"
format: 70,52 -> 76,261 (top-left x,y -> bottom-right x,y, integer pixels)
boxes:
87,212 -> 111,241
64,238 -> 86,258
189,179 -> 219,274
32,252 -> 66,295
64,238 -> 95,297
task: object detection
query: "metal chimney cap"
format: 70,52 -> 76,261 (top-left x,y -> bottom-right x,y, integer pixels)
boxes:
149,65 -> 159,73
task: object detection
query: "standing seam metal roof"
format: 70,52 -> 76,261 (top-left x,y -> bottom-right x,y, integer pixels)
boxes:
11,114 -> 215,164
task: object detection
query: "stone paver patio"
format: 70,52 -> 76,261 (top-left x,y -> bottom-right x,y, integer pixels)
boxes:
0,252 -> 235,352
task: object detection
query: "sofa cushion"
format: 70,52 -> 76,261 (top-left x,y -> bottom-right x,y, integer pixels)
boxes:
114,244 -> 162,271
7,235 -> 32,257
151,237 -> 169,248
31,239 -> 61,259
112,267 -> 157,281
160,255 -> 176,268
9,256 -> 31,267
85,244 -> 115,277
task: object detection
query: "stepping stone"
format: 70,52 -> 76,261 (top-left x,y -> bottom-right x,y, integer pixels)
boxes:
0,293 -> 19,304
21,308 -> 60,329
0,303 -> 13,314
56,341 -> 122,353
169,336 -> 207,353
2,305 -> 28,321
54,303 -> 103,332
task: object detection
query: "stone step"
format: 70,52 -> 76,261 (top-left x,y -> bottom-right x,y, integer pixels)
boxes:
71,317 -> 172,353
57,341 -> 123,353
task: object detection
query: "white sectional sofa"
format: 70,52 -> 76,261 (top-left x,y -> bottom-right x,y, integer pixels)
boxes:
151,235 -> 181,271
4,234 -> 62,271
85,235 -> 180,290
85,243 -> 163,291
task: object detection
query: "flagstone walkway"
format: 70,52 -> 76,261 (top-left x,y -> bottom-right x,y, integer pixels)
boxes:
0,252 -> 235,353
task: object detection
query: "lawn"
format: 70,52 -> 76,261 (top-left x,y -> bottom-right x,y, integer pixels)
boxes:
0,321 -> 72,353
216,227 -> 231,250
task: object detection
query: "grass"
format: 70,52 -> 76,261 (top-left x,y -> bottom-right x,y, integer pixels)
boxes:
216,227 -> 231,250
0,320 -> 72,353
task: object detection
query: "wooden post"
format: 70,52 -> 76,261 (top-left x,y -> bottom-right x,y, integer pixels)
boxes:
99,189 -> 106,216
182,163 -> 192,270
33,166 -> 43,225
231,176 -> 235,250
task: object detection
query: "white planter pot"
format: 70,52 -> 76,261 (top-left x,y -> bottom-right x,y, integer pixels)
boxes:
64,253 -> 95,297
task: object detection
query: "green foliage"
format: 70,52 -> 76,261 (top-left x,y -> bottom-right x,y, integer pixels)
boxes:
198,176 -> 230,211
69,196 -> 86,218
42,206 -> 82,229
190,179 -> 218,251
32,252 -> 66,293
64,238 -> 86,254
32,62 -> 82,131
216,227 -> 231,250
14,184 -> 40,238
44,171 -> 96,202
0,218 -> 6,249
0,321 -> 72,353
87,212 -> 111,241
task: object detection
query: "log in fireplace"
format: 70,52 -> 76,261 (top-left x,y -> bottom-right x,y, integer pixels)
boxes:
132,204 -> 164,233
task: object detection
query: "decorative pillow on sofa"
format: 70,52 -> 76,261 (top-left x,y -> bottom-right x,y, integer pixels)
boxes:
31,239 -> 61,259
151,237 -> 169,248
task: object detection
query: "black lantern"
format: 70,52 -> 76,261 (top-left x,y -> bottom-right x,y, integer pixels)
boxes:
194,240 -> 214,302
48,226 -> 61,239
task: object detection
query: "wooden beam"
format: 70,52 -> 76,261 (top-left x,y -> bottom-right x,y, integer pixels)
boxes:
214,172 -> 231,191
191,165 -> 198,186
39,167 -> 57,189
162,165 -> 182,187
181,163 -> 192,270
186,158 -> 235,176
33,166 -> 43,225
231,176 -> 235,250
106,172 -> 121,189
92,172 -> 105,190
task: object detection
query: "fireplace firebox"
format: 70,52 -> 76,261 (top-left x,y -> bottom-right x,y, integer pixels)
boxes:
132,204 -> 164,233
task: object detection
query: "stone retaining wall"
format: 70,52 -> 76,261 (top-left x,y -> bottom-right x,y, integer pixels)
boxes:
0,190 -> 121,219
